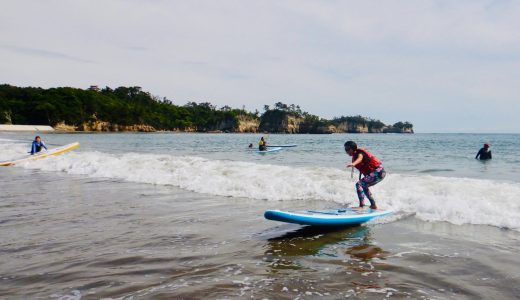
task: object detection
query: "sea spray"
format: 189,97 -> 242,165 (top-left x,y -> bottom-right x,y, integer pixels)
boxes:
25,151 -> 355,203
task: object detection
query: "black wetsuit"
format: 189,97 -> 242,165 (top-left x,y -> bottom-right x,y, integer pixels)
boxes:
475,148 -> 492,160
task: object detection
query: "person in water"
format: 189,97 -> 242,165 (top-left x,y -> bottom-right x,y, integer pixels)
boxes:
248,143 -> 253,148
475,143 -> 492,160
344,141 -> 386,210
258,137 -> 267,151
30,136 -> 48,155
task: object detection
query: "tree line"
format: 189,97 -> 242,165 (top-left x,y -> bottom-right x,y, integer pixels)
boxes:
0,84 -> 413,132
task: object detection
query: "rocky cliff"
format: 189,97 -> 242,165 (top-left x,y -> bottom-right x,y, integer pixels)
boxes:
259,110 -> 303,133
54,121 -> 156,132
284,115 -> 301,133
1,110 -> 12,124
258,110 -> 416,134
236,115 -> 259,133
316,125 -> 336,134
55,117 -> 261,133
334,122 -> 369,133
51,113 -> 412,134
53,118 -> 413,134
383,126 -> 414,133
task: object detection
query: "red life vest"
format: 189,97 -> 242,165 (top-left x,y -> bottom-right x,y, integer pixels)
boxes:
352,148 -> 381,175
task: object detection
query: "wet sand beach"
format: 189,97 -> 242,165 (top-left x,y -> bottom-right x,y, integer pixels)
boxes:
1,167 -> 519,299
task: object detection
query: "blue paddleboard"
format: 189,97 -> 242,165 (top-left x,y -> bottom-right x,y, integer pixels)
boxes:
267,144 -> 297,148
257,147 -> 282,153
264,208 -> 392,226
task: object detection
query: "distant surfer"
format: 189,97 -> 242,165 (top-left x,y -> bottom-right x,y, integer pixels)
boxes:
248,143 -> 253,148
30,136 -> 48,155
475,143 -> 492,160
259,137 -> 267,151
344,141 -> 386,210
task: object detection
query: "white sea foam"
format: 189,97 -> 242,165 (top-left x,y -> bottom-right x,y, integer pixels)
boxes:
2,139 -> 520,231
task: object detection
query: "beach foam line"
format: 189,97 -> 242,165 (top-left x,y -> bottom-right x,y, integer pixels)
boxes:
2,139 -> 519,231
0,125 -> 54,131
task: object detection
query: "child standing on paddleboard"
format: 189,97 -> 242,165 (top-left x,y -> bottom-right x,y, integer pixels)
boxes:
344,141 -> 386,210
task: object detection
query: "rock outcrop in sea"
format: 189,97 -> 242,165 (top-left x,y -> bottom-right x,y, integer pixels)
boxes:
255,109 -> 414,134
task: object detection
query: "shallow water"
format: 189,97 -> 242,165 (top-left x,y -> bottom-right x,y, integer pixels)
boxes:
1,170 -> 519,299
1,133 -> 520,299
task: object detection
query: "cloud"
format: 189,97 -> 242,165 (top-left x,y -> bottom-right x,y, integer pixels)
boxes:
283,0 -> 520,53
125,46 -> 148,52
0,0 -> 519,132
0,44 -> 95,63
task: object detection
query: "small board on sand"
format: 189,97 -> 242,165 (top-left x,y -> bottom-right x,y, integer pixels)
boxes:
264,208 -> 392,226
257,147 -> 282,153
0,142 -> 80,166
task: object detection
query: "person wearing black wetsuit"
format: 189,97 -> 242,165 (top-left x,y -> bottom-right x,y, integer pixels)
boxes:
475,143 -> 492,160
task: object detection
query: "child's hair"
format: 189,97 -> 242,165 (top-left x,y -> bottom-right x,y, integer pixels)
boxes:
344,141 -> 357,151
35,136 -> 41,140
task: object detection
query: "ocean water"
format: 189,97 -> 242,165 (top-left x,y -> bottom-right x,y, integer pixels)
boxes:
1,132 -> 520,299
2,132 -> 519,230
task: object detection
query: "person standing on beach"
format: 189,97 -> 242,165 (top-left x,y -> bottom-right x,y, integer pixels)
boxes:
475,143 -> 492,160
259,137 -> 267,151
344,141 -> 386,210
30,136 -> 48,155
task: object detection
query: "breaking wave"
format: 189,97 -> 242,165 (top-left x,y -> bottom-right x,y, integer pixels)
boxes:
2,139 -> 520,231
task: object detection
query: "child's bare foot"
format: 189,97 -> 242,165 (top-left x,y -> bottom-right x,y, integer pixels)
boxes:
352,206 -> 366,210
369,205 -> 378,210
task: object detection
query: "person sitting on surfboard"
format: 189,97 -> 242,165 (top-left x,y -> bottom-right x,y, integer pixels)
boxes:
475,143 -> 492,160
259,137 -> 267,151
344,141 -> 386,210
30,136 -> 48,155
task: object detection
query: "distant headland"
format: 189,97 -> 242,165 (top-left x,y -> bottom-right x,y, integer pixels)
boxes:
0,84 -> 413,134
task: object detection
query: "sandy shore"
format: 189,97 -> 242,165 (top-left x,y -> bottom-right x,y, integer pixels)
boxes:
0,125 -> 54,131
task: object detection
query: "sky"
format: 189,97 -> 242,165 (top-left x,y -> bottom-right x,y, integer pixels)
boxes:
1,0 -> 519,133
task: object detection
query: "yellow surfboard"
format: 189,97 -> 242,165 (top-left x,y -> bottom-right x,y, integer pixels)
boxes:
0,142 -> 80,166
